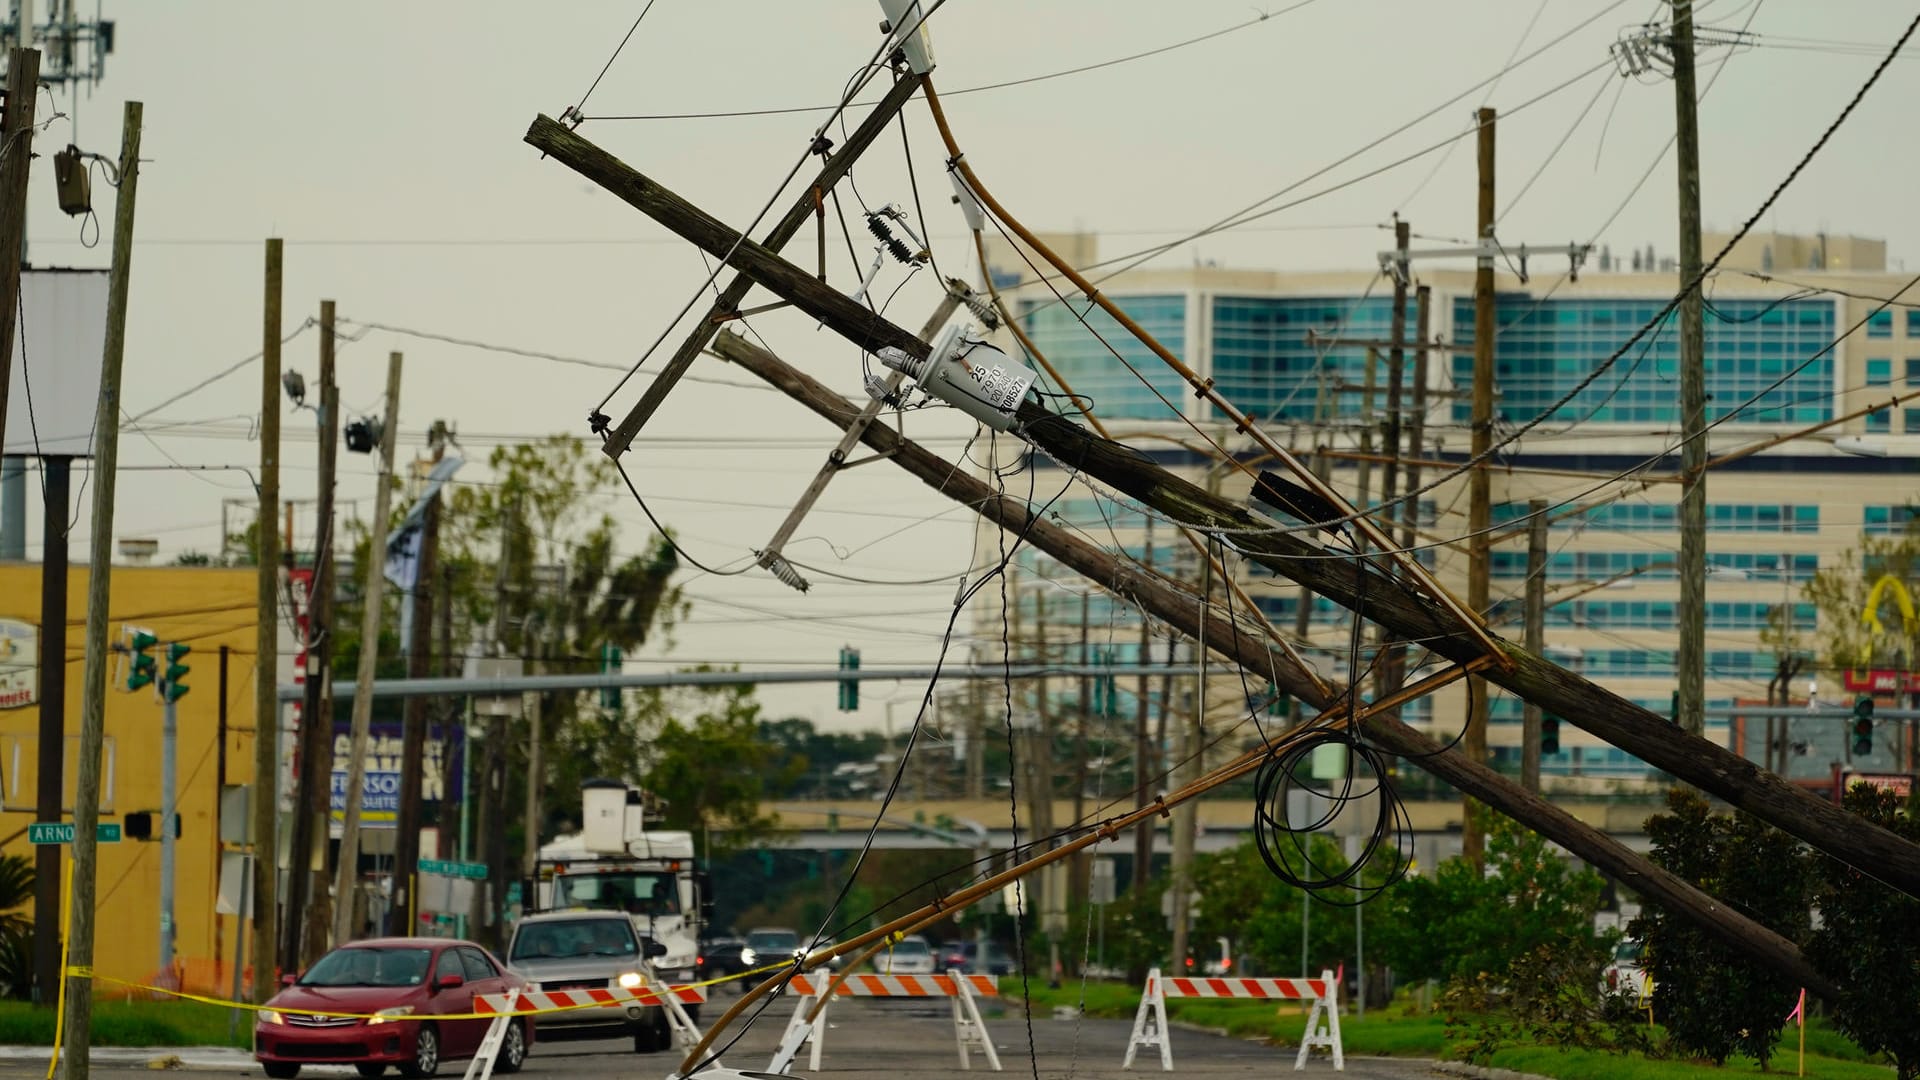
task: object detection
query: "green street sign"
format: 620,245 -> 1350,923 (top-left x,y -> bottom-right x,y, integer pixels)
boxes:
29,822 -> 121,844
418,858 -> 488,880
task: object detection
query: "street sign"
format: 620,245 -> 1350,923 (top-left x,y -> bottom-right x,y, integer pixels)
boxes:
418,858 -> 488,880
28,822 -> 121,844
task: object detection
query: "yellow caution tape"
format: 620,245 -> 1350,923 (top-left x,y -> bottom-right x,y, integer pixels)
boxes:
73,955 -> 811,1023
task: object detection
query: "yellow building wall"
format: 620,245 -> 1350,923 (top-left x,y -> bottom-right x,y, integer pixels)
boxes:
0,563 -> 261,993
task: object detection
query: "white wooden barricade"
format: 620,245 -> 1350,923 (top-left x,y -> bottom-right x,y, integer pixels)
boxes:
768,970 -> 1001,1073
1122,968 -> 1343,1072
462,988 -> 521,1080
476,975 -> 711,1060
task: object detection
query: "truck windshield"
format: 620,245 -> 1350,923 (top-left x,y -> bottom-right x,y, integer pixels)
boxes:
552,870 -> 681,916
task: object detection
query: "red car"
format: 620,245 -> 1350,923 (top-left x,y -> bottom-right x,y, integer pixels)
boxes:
254,938 -> 533,1079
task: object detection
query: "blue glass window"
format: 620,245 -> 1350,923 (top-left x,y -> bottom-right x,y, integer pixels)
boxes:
1868,358 -> 1893,386
1868,410 -> 1891,433
1453,296 -> 1835,425
1020,295 -> 1186,420
1209,296 -> 1416,423
1868,310 -> 1893,338
1906,411 -> 1920,435
1865,505 -> 1920,535
1906,310 -> 1920,338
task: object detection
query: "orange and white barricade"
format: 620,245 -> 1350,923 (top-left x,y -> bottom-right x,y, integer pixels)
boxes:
769,970 -> 1001,1073
1123,968 -> 1342,1072
477,974 -> 710,1057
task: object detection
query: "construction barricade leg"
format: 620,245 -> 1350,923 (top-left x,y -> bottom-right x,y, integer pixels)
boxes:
1292,969 -> 1344,1071
1121,968 -> 1172,1071
949,968 -> 1001,1071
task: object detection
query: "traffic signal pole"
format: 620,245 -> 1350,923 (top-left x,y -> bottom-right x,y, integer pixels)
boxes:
159,685 -> 176,976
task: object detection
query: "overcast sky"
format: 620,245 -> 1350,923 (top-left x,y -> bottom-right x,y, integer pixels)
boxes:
8,0 -> 1918,733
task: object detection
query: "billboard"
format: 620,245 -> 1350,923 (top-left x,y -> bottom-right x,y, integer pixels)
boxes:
329,721 -> 465,831
2,269 -> 109,457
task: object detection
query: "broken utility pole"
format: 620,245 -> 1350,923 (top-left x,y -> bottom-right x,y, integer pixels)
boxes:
521,114 -> 1920,911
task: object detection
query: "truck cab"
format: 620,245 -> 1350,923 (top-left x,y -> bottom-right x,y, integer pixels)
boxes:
530,781 -> 712,1010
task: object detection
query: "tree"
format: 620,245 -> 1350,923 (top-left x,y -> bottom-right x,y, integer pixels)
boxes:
1373,805 -> 1607,986
1805,783 -> 1920,1080
635,681 -> 800,854
1631,788 -> 1811,1068
0,854 -> 32,999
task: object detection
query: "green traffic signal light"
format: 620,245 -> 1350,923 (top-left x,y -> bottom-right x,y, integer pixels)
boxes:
162,642 -> 191,701
1851,695 -> 1875,755
127,631 -> 159,691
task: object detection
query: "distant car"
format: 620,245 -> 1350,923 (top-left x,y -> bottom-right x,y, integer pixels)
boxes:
700,937 -> 749,981
944,940 -> 1015,976
1602,938 -> 1649,999
873,935 -> 935,975
254,938 -> 532,1080
742,927 -> 802,973
505,911 -> 671,1053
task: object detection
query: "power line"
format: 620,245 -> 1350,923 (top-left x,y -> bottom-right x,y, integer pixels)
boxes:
580,5 -> 1318,121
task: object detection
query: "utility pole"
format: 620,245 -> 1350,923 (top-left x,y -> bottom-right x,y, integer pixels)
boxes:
251,238 -> 283,1000
1131,522 -> 1155,901
159,676 -> 179,975
1673,0 -> 1708,741
522,637 -> 543,877
332,352 -> 403,948
287,301 -> 339,970
1521,499 -> 1548,793
1400,285 -> 1432,552
61,99 -> 139,1080
31,454 -> 64,1002
1374,223 -> 1414,731
0,46 -> 38,456
394,420 -> 447,932
1463,106 -> 1496,868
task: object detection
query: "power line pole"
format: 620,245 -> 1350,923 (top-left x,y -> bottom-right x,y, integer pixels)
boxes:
60,99 -> 139,1080
1374,222 -> 1414,731
1130,520 -> 1155,901
1400,285 -> 1432,551
286,300 -> 339,970
1463,106 -> 1496,868
251,238 -> 282,1001
0,46 -> 38,456
332,352 -> 403,948
393,420 -> 446,932
1521,499 -> 1548,793
1673,0 -> 1708,742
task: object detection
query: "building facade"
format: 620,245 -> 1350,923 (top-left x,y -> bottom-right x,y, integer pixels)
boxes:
979,232 -> 1917,791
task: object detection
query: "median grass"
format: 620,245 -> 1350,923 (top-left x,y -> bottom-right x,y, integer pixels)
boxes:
1011,980 -> 1898,1079
0,998 -> 253,1049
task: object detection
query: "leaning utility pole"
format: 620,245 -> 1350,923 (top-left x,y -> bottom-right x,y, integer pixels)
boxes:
286,300 -> 340,970
1463,106 -> 1496,866
526,112 -> 1920,905
393,421 -> 447,932
1521,499 -> 1548,793
1673,0 -> 1708,740
61,99 -> 139,1080
332,352 -> 403,948
251,238 -> 283,1000
0,47 -> 38,456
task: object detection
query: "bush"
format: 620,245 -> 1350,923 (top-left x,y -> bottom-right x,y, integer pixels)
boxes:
1439,940 -> 1654,1065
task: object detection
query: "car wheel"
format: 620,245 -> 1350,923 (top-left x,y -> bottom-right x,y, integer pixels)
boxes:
355,1065 -> 386,1079
633,1012 -> 668,1053
493,1020 -> 527,1075
399,1024 -> 439,1079
263,1063 -> 301,1080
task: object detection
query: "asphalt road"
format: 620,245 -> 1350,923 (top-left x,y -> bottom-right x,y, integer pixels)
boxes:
0,997 -> 1445,1080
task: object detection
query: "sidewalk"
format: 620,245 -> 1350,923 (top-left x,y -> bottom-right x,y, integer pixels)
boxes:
0,1046 -> 255,1071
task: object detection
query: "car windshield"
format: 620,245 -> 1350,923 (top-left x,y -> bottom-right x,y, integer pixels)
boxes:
747,930 -> 800,954
1614,940 -> 1643,963
300,947 -> 434,987
891,939 -> 931,958
511,919 -> 639,961
551,870 -> 681,916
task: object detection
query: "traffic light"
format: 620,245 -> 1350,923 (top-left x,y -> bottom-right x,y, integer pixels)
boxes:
1669,690 -> 1680,725
598,643 -> 622,710
124,811 -> 180,841
127,631 -> 158,692
837,646 -> 860,711
162,643 -> 191,703
1541,713 -> 1561,756
1851,695 -> 1875,756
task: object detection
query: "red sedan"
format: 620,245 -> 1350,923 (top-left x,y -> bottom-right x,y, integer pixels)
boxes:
254,938 -> 533,1079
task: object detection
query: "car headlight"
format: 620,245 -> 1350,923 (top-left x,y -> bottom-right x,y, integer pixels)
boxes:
617,971 -> 644,989
260,1011 -> 286,1026
740,949 -> 757,966
367,1006 -> 415,1025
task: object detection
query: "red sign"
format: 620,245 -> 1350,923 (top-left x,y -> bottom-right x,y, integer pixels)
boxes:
1841,669 -> 1920,693
1844,772 -> 1915,798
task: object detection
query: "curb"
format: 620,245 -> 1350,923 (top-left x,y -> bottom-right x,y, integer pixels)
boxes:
0,1046 -> 257,1072
1430,1059 -> 1557,1080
